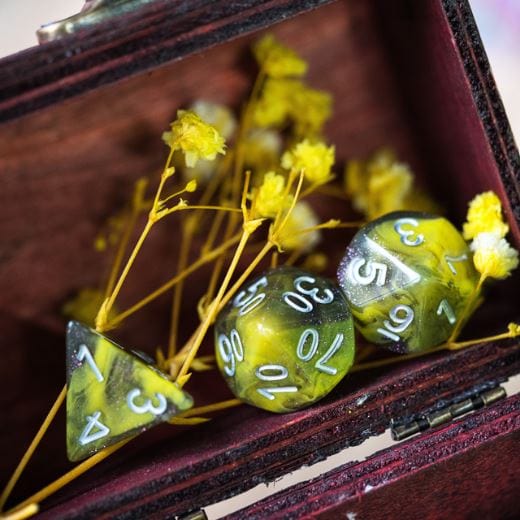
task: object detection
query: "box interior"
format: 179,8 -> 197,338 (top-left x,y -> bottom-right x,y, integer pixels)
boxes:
0,0 -> 518,509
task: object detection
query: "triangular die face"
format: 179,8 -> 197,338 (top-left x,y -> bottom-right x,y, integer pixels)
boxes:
341,236 -> 421,306
66,321 -> 193,462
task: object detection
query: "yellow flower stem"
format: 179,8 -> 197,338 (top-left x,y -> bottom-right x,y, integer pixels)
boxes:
104,180 -> 147,300
1,503 -> 39,520
167,155 -> 235,360
270,250 -> 279,268
201,208 -> 227,255
179,398 -> 242,418
200,151 -> 234,207
216,241 -> 273,314
448,329 -> 518,350
176,229 -> 253,382
285,248 -> 304,266
169,417 -> 210,426
274,171 -> 304,235
105,233 -> 242,328
447,274 -> 486,344
300,178 -> 335,199
214,172 -> 305,310
0,386 -> 67,511
294,221 -> 365,236
167,217 -> 194,359
96,152 -> 175,329
97,220 -> 153,331
203,68 -> 265,303
353,326 -> 518,372
4,440 -> 130,518
158,205 -> 241,219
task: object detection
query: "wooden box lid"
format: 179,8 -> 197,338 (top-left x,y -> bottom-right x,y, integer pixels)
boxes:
0,0 -> 519,518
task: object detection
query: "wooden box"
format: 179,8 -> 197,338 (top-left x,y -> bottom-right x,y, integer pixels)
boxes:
1,0 -> 519,518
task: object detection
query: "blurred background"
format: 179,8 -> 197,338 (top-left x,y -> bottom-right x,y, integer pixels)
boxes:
0,0 -> 518,141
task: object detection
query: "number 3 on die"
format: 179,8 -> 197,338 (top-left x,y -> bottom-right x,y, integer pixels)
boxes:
283,275 -> 334,313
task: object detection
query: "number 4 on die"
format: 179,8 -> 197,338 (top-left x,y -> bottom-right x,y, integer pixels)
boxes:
65,321 -> 193,461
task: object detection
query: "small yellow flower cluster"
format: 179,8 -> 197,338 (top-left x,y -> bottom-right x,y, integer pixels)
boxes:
182,101 -> 236,183
344,149 -> 437,220
253,34 -> 307,78
278,201 -> 321,252
470,232 -> 519,279
162,110 -> 226,167
509,323 -> 520,337
253,78 -> 332,138
463,191 -> 518,279
462,191 -> 509,240
255,171 -> 293,218
345,150 -> 411,219
281,139 -> 335,185
63,288 -> 118,328
94,211 -> 128,252
191,100 -> 236,140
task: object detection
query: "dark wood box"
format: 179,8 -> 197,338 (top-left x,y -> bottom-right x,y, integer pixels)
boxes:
1,1 -> 519,518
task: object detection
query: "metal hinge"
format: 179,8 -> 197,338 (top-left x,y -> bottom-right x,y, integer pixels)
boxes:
391,385 -> 507,441
176,509 -> 208,520
37,0 -> 155,43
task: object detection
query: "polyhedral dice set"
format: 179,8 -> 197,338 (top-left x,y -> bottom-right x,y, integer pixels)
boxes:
213,211 -> 479,412
66,210 -> 479,447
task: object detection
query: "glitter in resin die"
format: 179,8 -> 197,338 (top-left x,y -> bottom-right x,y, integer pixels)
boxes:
214,267 -> 356,413
337,211 -> 479,353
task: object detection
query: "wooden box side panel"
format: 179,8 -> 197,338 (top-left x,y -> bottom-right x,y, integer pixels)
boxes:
34,340 -> 520,518
226,393 -> 520,520
379,0 -> 520,242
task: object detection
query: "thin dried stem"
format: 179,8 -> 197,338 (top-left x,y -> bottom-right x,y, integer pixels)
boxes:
1,503 -> 39,520
168,219 -> 194,359
176,229 -> 253,382
106,233 -> 242,328
180,398 -> 242,417
104,180 -> 147,300
270,250 -> 279,268
5,440 -> 130,517
0,386 -> 67,511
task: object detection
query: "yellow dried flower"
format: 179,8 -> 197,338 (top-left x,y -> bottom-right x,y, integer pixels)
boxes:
253,34 -> 307,78
470,232 -> 519,279
508,323 -> 520,337
253,78 -> 294,128
345,149 -> 416,219
255,171 -> 293,219
181,101 -> 236,184
62,288 -> 119,328
281,139 -> 335,185
191,100 -> 237,140
291,84 -> 332,137
367,162 -> 412,218
94,211 -> 127,252
162,110 -> 226,167
463,191 -> 509,240
278,201 -> 321,252
185,179 -> 197,192
253,78 -> 332,138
